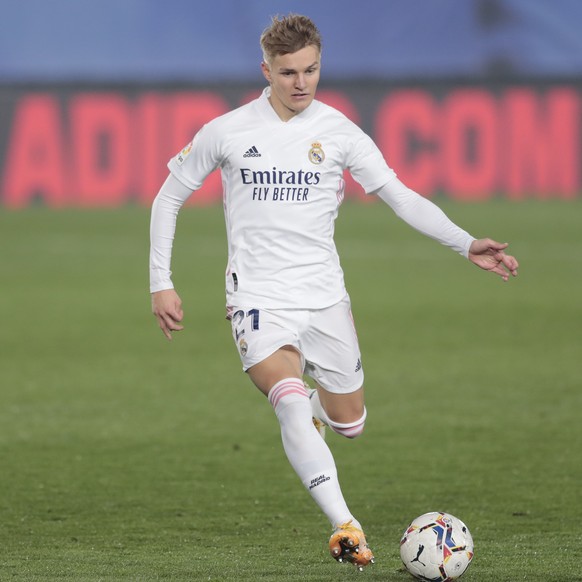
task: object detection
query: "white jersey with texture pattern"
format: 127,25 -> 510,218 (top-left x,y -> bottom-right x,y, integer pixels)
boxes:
168,87 -> 396,310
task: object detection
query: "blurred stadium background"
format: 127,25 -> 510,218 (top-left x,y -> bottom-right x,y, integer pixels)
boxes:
1,0 -> 581,206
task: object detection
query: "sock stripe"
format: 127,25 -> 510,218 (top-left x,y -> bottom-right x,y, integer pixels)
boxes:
327,407 -> 367,438
330,420 -> 365,438
268,379 -> 309,409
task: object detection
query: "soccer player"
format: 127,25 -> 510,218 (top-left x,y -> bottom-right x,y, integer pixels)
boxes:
149,14 -> 518,570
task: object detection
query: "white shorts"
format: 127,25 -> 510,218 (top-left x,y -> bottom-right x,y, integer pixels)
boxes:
227,295 -> 364,394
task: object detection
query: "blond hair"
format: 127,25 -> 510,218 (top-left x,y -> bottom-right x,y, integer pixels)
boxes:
260,14 -> 322,64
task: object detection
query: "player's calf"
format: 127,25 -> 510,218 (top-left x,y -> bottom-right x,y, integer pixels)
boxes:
308,387 -> 367,439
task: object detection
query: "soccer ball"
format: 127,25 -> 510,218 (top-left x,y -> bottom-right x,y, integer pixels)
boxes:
400,512 -> 474,581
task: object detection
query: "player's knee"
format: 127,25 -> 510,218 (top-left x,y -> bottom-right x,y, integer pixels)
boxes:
328,407 -> 367,439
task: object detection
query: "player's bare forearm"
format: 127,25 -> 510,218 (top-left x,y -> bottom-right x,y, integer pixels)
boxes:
468,238 -> 519,282
151,289 -> 184,340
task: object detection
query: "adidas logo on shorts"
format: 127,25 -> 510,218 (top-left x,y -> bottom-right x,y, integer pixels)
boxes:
243,145 -> 261,158
355,358 -> 362,373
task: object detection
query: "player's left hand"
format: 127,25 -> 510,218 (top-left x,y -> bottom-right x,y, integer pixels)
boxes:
468,238 -> 519,282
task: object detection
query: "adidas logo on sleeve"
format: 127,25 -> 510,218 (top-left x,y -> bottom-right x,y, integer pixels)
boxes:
243,146 -> 261,158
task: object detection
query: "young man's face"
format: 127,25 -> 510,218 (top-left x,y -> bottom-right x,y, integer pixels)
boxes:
261,45 -> 321,121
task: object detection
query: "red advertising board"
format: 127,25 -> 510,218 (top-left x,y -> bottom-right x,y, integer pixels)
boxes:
0,83 -> 579,207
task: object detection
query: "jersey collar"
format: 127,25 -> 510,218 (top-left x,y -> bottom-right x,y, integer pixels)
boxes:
259,86 -> 318,124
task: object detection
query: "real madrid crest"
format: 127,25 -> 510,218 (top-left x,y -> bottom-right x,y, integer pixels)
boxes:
308,142 -> 325,165
239,338 -> 248,357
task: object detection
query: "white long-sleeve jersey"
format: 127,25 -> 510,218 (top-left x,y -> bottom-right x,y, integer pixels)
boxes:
150,87 -> 475,308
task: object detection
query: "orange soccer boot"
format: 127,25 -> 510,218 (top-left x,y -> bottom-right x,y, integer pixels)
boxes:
329,521 -> 375,571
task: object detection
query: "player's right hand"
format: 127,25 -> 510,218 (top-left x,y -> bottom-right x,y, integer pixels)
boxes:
151,289 -> 184,340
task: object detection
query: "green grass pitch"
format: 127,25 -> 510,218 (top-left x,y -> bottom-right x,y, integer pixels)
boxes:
1,199 -> 581,581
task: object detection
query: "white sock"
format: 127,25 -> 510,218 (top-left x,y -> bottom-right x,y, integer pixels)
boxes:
268,378 -> 360,529
309,388 -> 330,423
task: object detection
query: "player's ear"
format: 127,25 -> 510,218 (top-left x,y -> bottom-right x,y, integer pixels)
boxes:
261,61 -> 272,83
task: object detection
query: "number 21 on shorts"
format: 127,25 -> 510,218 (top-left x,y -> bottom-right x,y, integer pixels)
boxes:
232,309 -> 260,339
